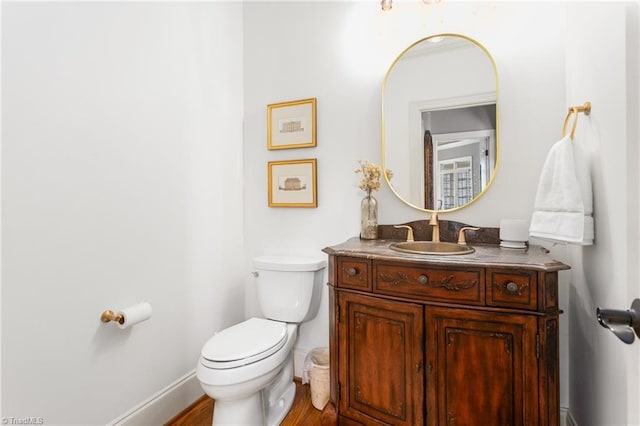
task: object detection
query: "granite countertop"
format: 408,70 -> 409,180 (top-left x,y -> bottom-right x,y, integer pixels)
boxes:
323,237 -> 570,272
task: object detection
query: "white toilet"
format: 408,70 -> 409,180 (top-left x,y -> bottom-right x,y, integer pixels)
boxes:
196,255 -> 326,426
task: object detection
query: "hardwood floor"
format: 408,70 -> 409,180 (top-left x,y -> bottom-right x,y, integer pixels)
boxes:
165,378 -> 323,426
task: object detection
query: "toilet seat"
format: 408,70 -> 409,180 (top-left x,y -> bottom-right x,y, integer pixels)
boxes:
201,318 -> 288,370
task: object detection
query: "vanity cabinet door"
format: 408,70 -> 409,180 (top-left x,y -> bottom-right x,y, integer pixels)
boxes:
338,292 -> 424,426
425,307 -> 539,426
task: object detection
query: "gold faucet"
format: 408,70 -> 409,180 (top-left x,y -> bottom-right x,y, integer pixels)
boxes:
457,227 -> 480,245
429,213 -> 440,242
394,225 -> 415,242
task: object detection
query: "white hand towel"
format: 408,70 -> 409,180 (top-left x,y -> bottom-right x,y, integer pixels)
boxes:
529,134 -> 594,245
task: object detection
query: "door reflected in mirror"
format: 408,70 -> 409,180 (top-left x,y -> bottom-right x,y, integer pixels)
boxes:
382,34 -> 498,212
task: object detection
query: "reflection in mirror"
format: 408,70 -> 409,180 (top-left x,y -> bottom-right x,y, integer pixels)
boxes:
383,34 -> 498,212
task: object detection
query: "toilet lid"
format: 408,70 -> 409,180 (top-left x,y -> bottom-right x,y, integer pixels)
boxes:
201,318 -> 288,369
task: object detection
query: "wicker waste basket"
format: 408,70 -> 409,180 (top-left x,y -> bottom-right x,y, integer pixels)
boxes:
302,347 -> 330,410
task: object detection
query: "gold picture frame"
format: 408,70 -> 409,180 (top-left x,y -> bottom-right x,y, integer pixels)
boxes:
268,159 -> 317,208
267,98 -> 317,150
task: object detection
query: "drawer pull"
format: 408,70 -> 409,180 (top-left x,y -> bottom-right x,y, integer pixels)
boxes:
417,275 -> 428,285
347,267 -> 358,277
493,280 -> 529,296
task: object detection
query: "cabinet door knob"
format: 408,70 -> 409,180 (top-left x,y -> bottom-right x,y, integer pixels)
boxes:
506,282 -> 519,293
417,275 -> 428,285
347,267 -> 358,277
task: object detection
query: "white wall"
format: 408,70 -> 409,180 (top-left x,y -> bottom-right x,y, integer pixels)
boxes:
1,3 -> 244,424
636,4 -> 640,424
566,3 -> 640,426
242,0 -> 568,396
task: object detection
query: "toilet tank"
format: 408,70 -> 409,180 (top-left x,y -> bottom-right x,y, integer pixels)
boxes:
253,256 -> 326,323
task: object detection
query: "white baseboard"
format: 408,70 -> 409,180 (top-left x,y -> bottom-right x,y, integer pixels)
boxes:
561,407 -> 578,426
109,350 -> 310,426
108,370 -> 203,426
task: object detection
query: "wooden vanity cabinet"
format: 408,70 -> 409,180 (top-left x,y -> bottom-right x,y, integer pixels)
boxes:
324,240 -> 569,426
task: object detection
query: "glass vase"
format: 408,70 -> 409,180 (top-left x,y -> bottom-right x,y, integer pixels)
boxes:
360,193 -> 378,240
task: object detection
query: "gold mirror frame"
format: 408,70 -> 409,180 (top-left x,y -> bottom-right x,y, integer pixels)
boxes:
382,33 -> 499,213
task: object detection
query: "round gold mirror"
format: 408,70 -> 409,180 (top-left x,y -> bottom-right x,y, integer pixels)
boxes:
382,34 -> 498,212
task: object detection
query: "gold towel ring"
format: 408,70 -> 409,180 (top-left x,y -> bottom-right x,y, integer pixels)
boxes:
562,101 -> 591,139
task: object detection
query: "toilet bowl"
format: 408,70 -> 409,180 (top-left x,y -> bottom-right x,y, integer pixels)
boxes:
197,318 -> 298,425
196,256 -> 326,426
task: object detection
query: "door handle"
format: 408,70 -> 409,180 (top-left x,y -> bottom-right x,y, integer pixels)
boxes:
596,299 -> 640,344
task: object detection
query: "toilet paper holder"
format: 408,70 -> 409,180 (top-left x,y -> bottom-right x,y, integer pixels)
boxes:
100,310 -> 125,325
100,302 -> 152,329
596,299 -> 640,344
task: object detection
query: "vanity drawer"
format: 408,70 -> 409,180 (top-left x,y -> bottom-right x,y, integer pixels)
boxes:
487,269 -> 537,310
337,257 -> 371,291
373,262 -> 484,305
